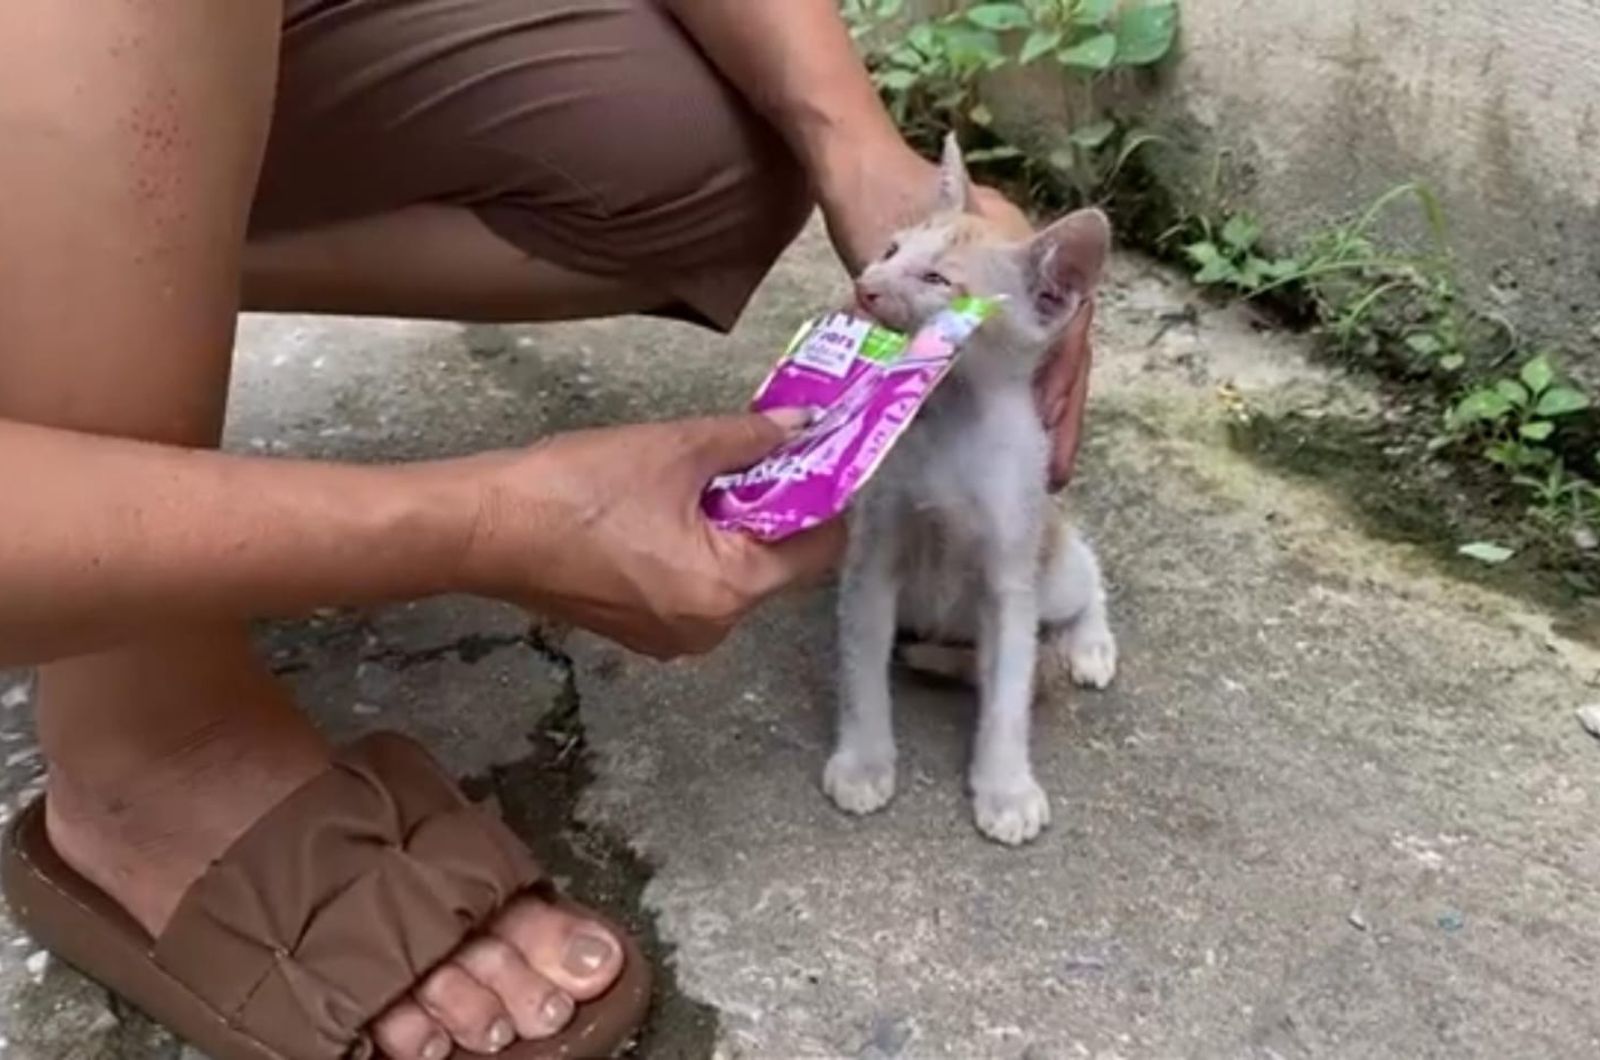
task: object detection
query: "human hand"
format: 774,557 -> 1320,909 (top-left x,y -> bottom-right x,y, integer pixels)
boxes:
816,136 -> 1093,491
816,137 -> 1031,272
461,411 -> 843,659
1036,299 -> 1095,492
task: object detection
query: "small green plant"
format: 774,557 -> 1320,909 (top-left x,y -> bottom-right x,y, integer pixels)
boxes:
843,0 -> 1178,198
1178,183 -> 1486,381
1181,212 -> 1302,293
1514,460 -> 1600,531
1186,183 -> 1600,567
1441,353 -> 1590,472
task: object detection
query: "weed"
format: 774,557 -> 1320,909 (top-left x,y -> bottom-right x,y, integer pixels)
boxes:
842,0 -> 1179,201
1180,212 -> 1301,293
1179,183 -> 1471,370
1183,185 -> 1600,570
1439,353 -> 1590,471
1431,353 -> 1600,536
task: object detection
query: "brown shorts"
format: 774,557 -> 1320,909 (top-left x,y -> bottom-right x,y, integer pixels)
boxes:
252,0 -> 814,331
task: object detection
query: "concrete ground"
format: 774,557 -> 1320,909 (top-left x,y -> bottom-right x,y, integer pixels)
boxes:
2,218 -> 1598,1058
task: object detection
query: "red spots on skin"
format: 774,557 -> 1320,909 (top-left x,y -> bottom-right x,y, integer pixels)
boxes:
121,84 -> 197,263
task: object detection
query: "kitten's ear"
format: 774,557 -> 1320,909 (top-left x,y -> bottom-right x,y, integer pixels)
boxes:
1022,208 -> 1111,325
935,133 -> 976,215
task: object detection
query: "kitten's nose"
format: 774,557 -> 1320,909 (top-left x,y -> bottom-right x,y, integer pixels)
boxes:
853,280 -> 879,311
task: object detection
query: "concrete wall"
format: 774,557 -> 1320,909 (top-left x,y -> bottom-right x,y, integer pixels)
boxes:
922,0 -> 1600,375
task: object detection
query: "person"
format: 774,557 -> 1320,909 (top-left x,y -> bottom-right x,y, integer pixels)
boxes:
0,2 -> 1095,1057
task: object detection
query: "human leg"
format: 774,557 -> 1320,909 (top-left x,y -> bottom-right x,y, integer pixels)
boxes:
0,2 -> 630,1055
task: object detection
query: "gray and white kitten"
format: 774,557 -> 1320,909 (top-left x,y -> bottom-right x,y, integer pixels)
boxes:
825,136 -> 1117,845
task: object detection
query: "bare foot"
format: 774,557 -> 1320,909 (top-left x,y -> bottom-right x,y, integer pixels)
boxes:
39,636 -> 626,1058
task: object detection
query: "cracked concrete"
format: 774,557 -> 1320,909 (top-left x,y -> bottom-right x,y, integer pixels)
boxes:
3,218 -> 1600,1058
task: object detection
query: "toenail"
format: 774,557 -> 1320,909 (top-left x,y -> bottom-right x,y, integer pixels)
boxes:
422,1035 -> 451,1060
488,1018 -> 515,1052
542,992 -> 574,1028
563,932 -> 615,977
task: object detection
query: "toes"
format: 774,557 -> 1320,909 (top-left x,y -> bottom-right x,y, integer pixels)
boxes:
823,752 -> 897,815
454,935 -> 576,1041
414,963 -> 516,1055
370,896 -> 633,1055
972,781 -> 1052,846
371,1000 -> 452,1060
491,899 -> 625,1002
1065,629 -> 1117,689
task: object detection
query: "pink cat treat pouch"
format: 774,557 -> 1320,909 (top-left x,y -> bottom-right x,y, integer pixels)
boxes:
703,295 -> 1000,541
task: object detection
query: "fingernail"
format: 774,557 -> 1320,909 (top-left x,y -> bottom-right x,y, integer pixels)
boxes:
763,408 -> 813,436
422,1035 -> 451,1060
563,931 -> 616,978
542,992 -> 575,1029
487,1019 -> 515,1052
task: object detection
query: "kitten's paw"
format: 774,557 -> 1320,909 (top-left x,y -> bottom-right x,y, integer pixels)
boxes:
823,753 -> 897,815
971,780 -> 1051,845
1066,627 -> 1118,689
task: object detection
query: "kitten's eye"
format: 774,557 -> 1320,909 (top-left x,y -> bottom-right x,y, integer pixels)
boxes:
882,241 -> 900,260
920,270 -> 951,286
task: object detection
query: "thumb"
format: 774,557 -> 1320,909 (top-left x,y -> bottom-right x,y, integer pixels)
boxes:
747,517 -> 848,596
692,409 -> 812,476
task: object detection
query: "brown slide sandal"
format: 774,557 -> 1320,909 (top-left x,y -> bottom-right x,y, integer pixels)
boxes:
1,733 -> 651,1059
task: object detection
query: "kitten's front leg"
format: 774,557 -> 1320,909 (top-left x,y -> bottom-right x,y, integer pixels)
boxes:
826,524 -> 900,815
971,557 -> 1050,845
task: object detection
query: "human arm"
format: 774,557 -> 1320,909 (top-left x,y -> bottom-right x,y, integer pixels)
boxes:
0,411 -> 838,666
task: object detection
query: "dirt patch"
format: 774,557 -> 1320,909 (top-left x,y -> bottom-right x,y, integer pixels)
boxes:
1229,406 -> 1600,644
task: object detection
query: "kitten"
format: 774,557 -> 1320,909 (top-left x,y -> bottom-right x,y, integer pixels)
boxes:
825,135 -> 1117,846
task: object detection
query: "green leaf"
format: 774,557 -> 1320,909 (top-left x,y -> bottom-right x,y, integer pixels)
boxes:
964,3 -> 1033,31
907,22 -> 938,54
1256,257 -> 1302,281
876,68 -> 919,91
1019,27 -> 1065,64
1113,0 -> 1178,65
1072,0 -> 1116,26
1459,541 -> 1515,565
1068,119 -> 1117,149
1535,386 -> 1590,417
1520,354 -> 1555,395
1220,214 -> 1262,252
1440,353 -> 1466,371
964,145 -> 1024,163
1520,420 -> 1555,441
1450,388 -> 1512,425
937,25 -> 1005,70
1057,32 -> 1117,70
1237,259 -> 1267,291
887,44 -> 925,67
1185,242 -> 1239,286
1405,332 -> 1442,357
1485,441 -> 1522,469
969,102 -> 994,126
1046,147 -> 1078,171
1495,379 -> 1531,408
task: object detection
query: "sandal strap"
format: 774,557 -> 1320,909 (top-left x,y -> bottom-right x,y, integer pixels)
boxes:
153,733 -> 541,1059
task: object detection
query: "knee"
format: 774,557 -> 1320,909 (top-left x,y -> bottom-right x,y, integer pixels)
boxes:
576,2 -> 815,265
